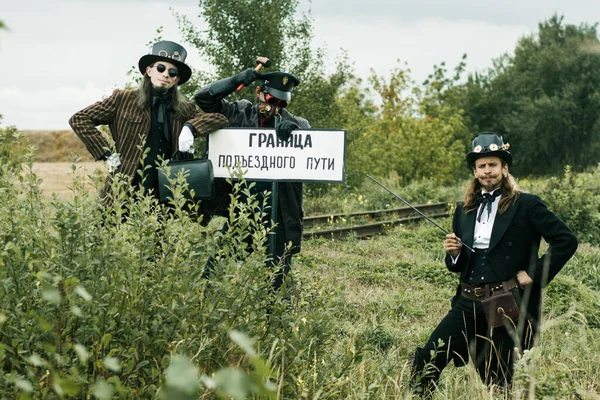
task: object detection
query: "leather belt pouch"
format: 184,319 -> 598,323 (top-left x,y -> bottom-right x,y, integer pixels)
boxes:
481,281 -> 520,327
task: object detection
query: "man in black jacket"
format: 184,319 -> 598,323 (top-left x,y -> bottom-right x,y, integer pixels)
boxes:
194,69 -> 309,290
411,132 -> 578,396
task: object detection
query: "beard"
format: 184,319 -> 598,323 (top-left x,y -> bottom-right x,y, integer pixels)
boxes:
479,175 -> 502,192
153,86 -> 169,95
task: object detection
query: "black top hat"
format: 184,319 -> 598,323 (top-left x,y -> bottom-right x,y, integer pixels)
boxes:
466,132 -> 512,167
138,41 -> 192,85
259,72 -> 300,101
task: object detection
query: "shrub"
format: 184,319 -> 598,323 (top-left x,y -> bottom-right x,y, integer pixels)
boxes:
520,165 -> 600,245
0,124 -> 341,398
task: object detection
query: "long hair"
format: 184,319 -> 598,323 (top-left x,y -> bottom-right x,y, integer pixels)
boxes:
463,163 -> 520,214
135,70 -> 187,119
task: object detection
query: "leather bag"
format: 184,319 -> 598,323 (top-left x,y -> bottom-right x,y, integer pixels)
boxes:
158,151 -> 215,202
481,281 -> 520,328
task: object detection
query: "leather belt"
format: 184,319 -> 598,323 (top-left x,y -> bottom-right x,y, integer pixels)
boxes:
460,277 -> 519,301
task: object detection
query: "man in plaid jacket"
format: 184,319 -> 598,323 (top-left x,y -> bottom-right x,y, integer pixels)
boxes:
69,40 -> 228,202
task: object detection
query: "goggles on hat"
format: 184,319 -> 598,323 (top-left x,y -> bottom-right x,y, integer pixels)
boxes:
155,63 -> 179,78
472,143 -> 509,153
264,92 -> 288,108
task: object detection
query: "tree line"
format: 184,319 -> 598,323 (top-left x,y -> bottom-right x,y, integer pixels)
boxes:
170,1 -> 600,188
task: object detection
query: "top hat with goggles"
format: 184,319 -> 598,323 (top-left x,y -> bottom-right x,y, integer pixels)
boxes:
466,132 -> 512,167
138,40 -> 192,85
259,71 -> 300,102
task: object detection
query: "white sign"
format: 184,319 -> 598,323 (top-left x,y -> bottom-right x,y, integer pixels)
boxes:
207,128 -> 346,182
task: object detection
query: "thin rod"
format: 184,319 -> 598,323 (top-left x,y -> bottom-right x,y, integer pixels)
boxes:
367,174 -> 475,253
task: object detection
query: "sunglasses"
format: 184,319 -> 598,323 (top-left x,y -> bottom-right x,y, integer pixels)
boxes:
155,63 -> 178,78
264,92 -> 288,108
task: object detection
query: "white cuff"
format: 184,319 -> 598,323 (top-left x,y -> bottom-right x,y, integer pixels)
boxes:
450,250 -> 461,264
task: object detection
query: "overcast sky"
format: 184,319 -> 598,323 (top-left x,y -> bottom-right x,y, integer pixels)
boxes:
2,0 -> 599,130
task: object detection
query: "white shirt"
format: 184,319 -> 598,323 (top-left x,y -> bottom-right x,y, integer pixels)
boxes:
450,189 -> 501,263
473,190 -> 502,249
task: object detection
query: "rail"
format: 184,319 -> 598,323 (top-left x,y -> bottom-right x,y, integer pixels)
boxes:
303,202 -> 453,240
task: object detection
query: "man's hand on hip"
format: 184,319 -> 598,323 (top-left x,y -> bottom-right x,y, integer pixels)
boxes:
516,270 -> 533,288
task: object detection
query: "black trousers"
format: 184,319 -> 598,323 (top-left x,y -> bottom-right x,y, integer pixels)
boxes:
411,292 -> 530,395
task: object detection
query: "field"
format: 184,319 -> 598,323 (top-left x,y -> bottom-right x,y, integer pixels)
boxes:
298,225 -> 600,398
21,130 -> 95,163
21,130 -> 105,197
29,162 -> 106,199
17,161 -> 600,399
2,130 -> 600,398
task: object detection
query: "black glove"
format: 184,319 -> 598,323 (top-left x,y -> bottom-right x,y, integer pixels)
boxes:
276,120 -> 299,141
236,68 -> 261,87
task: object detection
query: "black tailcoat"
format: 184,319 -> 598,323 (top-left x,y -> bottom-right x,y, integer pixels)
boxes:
446,192 -> 578,335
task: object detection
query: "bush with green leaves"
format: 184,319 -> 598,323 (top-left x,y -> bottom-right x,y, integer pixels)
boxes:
0,121 -> 342,398
519,164 -> 600,245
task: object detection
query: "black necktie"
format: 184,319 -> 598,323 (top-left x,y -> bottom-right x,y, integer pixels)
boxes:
477,190 -> 501,222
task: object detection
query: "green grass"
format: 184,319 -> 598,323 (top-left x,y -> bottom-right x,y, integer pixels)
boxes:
296,220 -> 600,398
2,122 -> 600,398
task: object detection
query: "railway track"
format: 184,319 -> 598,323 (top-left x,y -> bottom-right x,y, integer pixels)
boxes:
303,202 -> 453,240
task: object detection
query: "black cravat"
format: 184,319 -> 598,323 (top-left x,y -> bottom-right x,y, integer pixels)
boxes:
477,190 -> 501,222
152,92 -> 171,141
